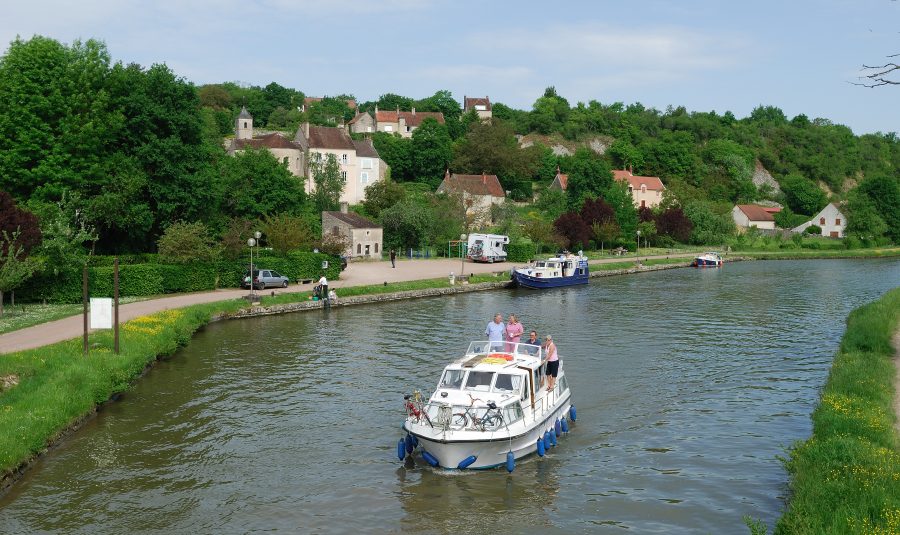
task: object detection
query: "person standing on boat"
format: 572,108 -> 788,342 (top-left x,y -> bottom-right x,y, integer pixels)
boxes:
522,330 -> 541,356
485,313 -> 505,351
505,314 -> 524,351
544,335 -> 559,392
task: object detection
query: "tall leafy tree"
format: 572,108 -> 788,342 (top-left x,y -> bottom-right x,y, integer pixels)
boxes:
220,150 -> 307,220
856,174 -> 900,242
779,174 -> 828,215
410,118 -> 453,187
310,154 -> 343,213
0,191 -> 41,255
564,148 -> 613,208
452,119 -> 540,199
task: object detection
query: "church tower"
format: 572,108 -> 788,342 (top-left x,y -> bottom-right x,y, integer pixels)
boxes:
236,106 -> 253,140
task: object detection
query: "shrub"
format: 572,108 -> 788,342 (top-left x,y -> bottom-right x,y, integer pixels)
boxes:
157,221 -> 221,264
262,214 -> 314,255
506,240 -> 537,262
804,224 -> 822,235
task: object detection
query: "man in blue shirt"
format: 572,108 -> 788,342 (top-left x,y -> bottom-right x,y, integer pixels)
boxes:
485,313 -> 505,351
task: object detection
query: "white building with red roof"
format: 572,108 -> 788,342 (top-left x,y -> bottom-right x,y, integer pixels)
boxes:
463,96 -> 492,120
792,203 -> 847,238
436,169 -> 505,225
732,204 -> 777,232
549,165 -> 568,191
612,168 -> 666,209
373,106 -> 445,138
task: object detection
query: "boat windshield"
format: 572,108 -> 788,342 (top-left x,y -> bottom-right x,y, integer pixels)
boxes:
535,261 -> 546,268
440,369 -> 465,389
464,341 -> 542,360
464,371 -> 495,392
492,373 -> 523,394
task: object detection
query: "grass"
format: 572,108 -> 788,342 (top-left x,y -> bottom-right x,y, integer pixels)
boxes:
0,299 -> 245,478
0,297 -> 146,335
775,287 -> 900,534
740,247 -> 900,260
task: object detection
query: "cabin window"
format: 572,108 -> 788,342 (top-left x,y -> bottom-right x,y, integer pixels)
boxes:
502,402 -> 524,425
465,371 -> 495,392
559,375 -> 569,392
493,374 -> 522,394
440,369 -> 465,389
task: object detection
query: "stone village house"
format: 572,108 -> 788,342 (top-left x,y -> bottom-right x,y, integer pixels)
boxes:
322,203 -> 383,259
463,96 -> 492,120
228,107 -> 387,205
612,169 -> 666,209
349,107 -> 445,138
436,170 -> 505,226
792,203 -> 847,238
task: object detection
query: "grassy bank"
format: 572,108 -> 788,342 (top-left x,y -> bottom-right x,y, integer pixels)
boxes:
0,297 -> 146,335
776,287 -> 900,534
0,299 -> 245,481
740,247 -> 900,261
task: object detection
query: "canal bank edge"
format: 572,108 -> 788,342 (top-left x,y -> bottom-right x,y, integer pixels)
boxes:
775,286 -> 900,534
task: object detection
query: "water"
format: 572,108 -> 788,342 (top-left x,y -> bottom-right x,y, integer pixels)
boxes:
1,259 -> 898,534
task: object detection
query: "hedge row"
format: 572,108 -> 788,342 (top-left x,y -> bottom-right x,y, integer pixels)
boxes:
506,241 -> 537,262
17,252 -> 341,303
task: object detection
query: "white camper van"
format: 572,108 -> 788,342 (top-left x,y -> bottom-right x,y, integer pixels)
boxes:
467,233 -> 509,263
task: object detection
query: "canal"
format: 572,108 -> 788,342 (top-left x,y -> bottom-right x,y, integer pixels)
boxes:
1,259 -> 898,533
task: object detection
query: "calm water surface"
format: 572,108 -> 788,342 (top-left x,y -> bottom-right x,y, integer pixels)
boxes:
2,259 -> 899,534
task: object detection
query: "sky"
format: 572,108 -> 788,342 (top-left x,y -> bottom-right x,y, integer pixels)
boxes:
2,0 -> 899,135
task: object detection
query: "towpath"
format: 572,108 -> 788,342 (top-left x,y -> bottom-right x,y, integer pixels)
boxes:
0,253 -> 696,354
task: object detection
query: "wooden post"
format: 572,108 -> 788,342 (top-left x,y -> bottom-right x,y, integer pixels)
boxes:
114,257 -> 119,354
82,265 -> 88,356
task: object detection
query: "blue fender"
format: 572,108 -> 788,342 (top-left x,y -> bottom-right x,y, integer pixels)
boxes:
397,439 -> 406,461
544,431 -> 552,450
570,405 -> 577,422
554,419 -> 562,437
537,437 -> 546,457
405,435 -> 414,454
549,429 -> 558,447
422,450 -> 439,467
506,452 -> 515,473
561,417 -> 569,433
457,455 -> 478,469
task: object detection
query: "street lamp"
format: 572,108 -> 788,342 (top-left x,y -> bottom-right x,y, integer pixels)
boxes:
636,230 -> 641,262
247,237 -> 257,300
460,233 -> 468,277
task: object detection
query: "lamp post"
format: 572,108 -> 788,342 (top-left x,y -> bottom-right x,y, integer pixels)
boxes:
460,233 -> 468,277
247,237 -> 257,300
636,230 -> 641,262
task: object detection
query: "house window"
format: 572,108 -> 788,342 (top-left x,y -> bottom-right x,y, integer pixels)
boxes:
361,158 -> 373,169
341,171 -> 347,181
361,172 -> 369,184
641,185 -> 647,193
341,154 -> 348,164
384,125 -> 393,132
366,126 -> 372,132
357,243 -> 361,254
405,125 -> 411,132
835,218 -> 841,225
641,200 -> 646,208
243,121 -> 248,128
475,104 -> 486,111
375,243 -> 379,253
332,226 -> 340,236
820,217 -> 826,225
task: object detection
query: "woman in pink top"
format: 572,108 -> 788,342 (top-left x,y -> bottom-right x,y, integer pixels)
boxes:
544,335 -> 559,391
505,314 -> 524,351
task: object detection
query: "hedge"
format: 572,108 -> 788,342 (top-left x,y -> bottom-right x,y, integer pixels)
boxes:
15,252 -> 341,303
506,240 -> 537,262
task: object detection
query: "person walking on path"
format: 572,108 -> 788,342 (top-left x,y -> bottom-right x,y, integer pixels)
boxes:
544,335 -> 559,392
505,314 -> 524,351
317,274 -> 328,300
485,313 -> 505,351
390,249 -> 396,268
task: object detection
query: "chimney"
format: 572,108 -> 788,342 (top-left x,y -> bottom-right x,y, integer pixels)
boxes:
482,171 -> 487,184
463,94 -> 467,111
302,122 -> 310,139
628,164 -> 633,174
375,104 -> 379,114
411,107 -> 416,115
340,202 -> 349,214
556,164 -> 561,175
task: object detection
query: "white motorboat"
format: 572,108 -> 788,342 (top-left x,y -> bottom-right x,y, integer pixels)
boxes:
692,251 -> 724,267
399,341 -> 575,471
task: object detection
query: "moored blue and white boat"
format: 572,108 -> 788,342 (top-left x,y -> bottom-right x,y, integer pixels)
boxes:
692,252 -> 723,267
400,341 -> 574,470
510,252 -> 589,289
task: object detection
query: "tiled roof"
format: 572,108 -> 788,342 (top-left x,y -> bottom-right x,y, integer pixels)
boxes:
552,172 -> 568,190
324,211 -> 380,229
233,133 -> 300,150
348,112 -> 371,125
375,110 -> 445,127
736,204 -> 775,222
352,139 -> 379,158
612,170 -> 665,191
464,97 -> 492,111
307,126 -> 355,150
238,106 -> 253,119
439,173 -> 505,198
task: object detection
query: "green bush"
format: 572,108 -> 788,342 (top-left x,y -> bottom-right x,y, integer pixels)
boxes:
506,240 -> 537,262
804,224 -> 822,235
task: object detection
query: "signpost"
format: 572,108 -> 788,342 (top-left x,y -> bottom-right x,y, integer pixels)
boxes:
82,258 -> 121,355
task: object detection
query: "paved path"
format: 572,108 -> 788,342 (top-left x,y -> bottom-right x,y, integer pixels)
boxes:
0,253 -> 696,354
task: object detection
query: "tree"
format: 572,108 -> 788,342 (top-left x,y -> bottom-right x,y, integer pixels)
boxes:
523,217 -> 563,254
530,86 -> 570,134
0,191 -> 41,255
856,174 -> 900,242
553,212 -> 591,250
637,220 -> 657,248
603,181 -> 639,242
655,207 -> 693,243
779,174 -> 827,215
362,180 -> 406,219
565,148 -> 613,208
416,90 -> 463,138
683,200 -> 735,245
310,154 -> 343,213
34,196 -> 98,275
452,119 -> 540,199
591,220 -> 620,252
371,132 -> 412,182
219,149 -> 307,220
220,218 -> 256,260
579,197 -> 616,227
410,118 -> 453,187
0,230 -> 39,316
535,188 -> 568,221
157,221 -> 221,263
857,53 -> 900,87
381,200 -> 434,250
262,213 -> 314,254
845,188 -> 888,242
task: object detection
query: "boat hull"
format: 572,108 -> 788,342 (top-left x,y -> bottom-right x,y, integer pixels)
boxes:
405,395 -> 571,469
693,258 -> 723,267
511,271 -> 589,289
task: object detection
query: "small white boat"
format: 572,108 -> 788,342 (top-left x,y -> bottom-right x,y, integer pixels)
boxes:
693,252 -> 723,267
399,341 -> 575,471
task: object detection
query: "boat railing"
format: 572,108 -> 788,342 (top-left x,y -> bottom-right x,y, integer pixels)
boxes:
465,341 -> 543,361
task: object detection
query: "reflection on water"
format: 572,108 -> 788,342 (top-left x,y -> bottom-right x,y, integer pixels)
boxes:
1,259 -> 898,534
